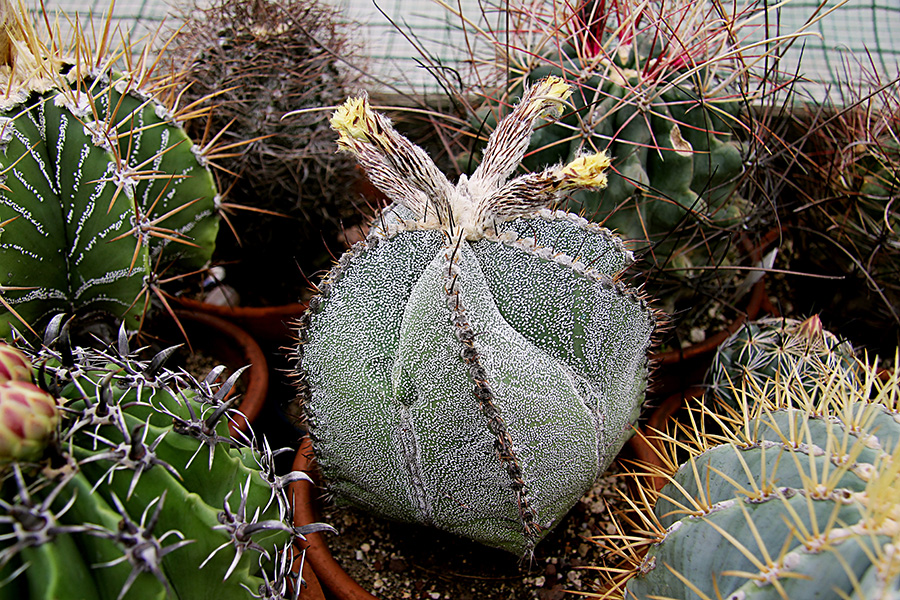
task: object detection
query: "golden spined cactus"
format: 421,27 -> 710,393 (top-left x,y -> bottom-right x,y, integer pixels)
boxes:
598,350 -> 900,600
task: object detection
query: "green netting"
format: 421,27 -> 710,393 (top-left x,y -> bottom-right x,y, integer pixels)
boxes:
775,0 -> 900,99
36,0 -> 171,39
37,0 -> 900,99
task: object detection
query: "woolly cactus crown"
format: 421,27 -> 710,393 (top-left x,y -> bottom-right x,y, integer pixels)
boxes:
331,76 -> 611,241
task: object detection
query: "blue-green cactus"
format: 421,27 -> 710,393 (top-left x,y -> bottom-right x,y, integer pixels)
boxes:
294,77 -> 657,556
0,2 -> 220,337
613,352 -> 900,600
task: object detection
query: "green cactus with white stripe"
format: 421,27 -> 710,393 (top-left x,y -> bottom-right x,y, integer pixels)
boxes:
293,77 -> 657,556
0,1 -> 220,337
604,352 -> 900,599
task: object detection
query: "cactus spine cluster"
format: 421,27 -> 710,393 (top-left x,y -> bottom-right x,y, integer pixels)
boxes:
706,315 -> 858,409
294,77 -> 656,556
0,319 -> 331,599
602,349 -> 900,599
0,1 -> 222,337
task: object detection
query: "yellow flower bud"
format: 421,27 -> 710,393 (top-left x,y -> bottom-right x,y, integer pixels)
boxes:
557,152 -> 611,189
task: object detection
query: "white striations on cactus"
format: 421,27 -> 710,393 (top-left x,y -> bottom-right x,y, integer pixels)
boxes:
294,77 -> 657,556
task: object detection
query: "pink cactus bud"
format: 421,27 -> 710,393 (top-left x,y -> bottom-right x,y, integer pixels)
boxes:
797,314 -> 825,347
0,342 -> 33,384
0,380 -> 59,461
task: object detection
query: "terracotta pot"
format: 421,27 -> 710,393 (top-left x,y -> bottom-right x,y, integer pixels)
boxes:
168,309 -> 269,436
291,438 -> 378,600
650,228 -> 781,366
626,386 -> 705,492
174,297 -> 308,347
650,277 -> 768,366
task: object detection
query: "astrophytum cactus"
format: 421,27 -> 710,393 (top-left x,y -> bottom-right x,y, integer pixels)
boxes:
294,77 -> 657,556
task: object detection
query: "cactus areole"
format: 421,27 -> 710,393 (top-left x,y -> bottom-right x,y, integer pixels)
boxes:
295,78 -> 656,555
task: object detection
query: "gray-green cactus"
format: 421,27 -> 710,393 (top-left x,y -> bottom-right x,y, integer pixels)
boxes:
0,2 -> 220,337
294,77 -> 657,556
0,320 -> 331,599
705,315 -> 858,410
611,352 -> 900,600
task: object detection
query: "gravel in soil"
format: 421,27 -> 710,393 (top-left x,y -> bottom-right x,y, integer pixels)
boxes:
312,462 -> 631,600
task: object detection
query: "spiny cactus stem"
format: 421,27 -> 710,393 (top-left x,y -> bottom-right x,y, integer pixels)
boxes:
247,541 -> 302,600
101,490 -> 193,600
254,437 -> 312,519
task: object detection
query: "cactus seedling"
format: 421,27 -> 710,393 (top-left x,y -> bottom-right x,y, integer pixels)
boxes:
0,0 -> 223,337
294,77 -> 656,556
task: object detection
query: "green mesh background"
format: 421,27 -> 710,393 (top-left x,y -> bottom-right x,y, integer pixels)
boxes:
37,0 -> 172,39
777,0 -> 900,99
37,0 -> 900,99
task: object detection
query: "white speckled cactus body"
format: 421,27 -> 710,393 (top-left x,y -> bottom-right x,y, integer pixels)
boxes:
294,78 -> 657,555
